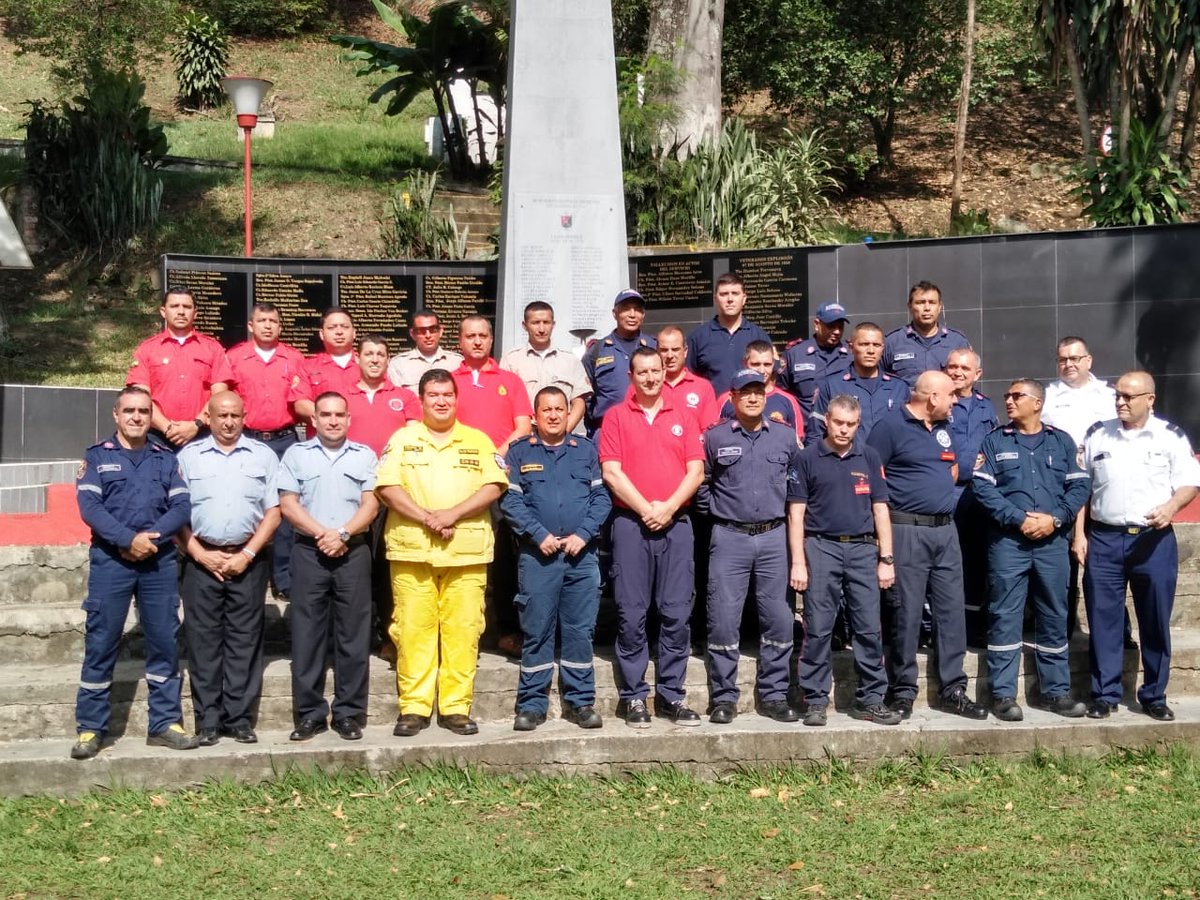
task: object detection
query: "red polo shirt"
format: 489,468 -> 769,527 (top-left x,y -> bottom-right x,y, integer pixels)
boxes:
452,359 -> 533,449
663,370 -> 719,430
290,352 -> 360,403
225,340 -> 308,430
345,381 -> 421,455
599,392 -> 703,507
126,331 -> 234,422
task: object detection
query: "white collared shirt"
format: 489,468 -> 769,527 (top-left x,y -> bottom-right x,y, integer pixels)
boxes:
1043,375 -> 1116,448
1082,415 -> 1200,526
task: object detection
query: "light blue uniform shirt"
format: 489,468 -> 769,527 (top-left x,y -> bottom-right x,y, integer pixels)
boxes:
278,438 -> 378,529
177,434 -> 280,545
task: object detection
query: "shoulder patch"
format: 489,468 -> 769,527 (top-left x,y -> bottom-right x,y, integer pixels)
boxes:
494,452 -> 509,473
974,452 -> 985,470
1168,422 -> 1187,438
1085,420 -> 1106,438
76,460 -> 87,480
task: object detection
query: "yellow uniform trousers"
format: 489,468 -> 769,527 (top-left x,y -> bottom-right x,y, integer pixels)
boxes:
388,560 -> 487,717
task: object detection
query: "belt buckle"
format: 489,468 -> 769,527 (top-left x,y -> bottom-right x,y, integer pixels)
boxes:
838,535 -> 851,542
1126,526 -> 1141,535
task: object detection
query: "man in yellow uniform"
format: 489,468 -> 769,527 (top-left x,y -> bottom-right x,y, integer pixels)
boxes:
376,368 -> 508,736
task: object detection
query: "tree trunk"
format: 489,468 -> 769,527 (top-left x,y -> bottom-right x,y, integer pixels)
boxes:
1178,55 -> 1200,175
949,0 -> 976,224
646,0 -> 724,158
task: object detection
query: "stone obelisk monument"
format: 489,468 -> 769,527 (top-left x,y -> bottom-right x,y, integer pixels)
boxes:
495,0 -> 628,354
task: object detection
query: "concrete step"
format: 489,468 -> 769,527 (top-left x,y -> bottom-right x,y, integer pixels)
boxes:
6,631 -> 1200,742
2,697 -> 1198,798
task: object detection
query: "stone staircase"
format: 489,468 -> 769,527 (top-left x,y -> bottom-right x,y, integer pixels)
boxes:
0,526 -> 1197,797
433,188 -> 499,257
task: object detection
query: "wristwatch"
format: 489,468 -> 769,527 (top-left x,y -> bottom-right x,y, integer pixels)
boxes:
337,528 -> 350,543
1052,517 -> 1063,529
879,555 -> 895,565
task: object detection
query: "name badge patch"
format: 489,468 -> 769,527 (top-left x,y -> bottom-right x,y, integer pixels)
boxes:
96,464 -> 122,473
716,446 -> 742,459
895,352 -> 916,361
595,355 -> 615,366
995,452 -> 1019,461
793,363 -> 816,372
520,463 -> 544,474
940,451 -> 956,462
854,482 -> 871,495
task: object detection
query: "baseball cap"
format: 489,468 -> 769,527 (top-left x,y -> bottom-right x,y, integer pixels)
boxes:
613,289 -> 646,309
730,368 -> 767,391
815,301 -> 850,324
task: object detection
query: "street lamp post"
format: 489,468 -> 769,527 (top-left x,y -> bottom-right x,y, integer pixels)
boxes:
220,76 -> 273,257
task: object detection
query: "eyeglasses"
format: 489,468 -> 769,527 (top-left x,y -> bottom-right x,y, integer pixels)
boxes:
1114,391 -> 1151,403
1056,354 -> 1088,365
411,325 -> 441,334
1002,391 -> 1035,402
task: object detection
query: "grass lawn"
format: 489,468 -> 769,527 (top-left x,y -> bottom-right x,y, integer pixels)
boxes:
2,748 -> 1198,898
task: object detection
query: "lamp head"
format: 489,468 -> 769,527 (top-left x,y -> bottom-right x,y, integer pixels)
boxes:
221,76 -> 272,128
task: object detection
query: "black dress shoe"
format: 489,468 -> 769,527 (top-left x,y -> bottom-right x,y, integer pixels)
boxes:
1141,701 -> 1175,722
393,714 -> 431,737
333,717 -> 363,740
197,727 -> 221,747
1086,700 -> 1117,719
943,687 -> 988,720
759,699 -> 800,723
890,698 -> 914,720
1037,695 -> 1086,718
222,724 -> 258,744
439,714 -> 479,735
289,718 -> 328,742
562,704 -> 603,729
709,701 -> 737,725
513,710 -> 547,731
655,698 -> 701,726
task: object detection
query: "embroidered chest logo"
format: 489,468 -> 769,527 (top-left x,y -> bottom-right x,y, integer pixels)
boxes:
671,424 -> 684,437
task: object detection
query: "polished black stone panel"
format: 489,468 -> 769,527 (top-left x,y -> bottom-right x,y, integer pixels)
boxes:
981,236 -> 1057,308
1055,231 -> 1135,307
0,386 -> 23,461
23,388 -> 100,461
907,238 -> 983,311
1132,228 -> 1200,302
980,305 -> 1059,384
836,242 -> 910,315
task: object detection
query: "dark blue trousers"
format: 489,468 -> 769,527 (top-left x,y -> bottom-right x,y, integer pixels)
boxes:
985,532 -> 1071,700
611,511 -> 694,703
706,524 -> 792,705
1083,525 -> 1177,706
262,431 -> 298,595
515,547 -> 601,714
798,536 -> 887,706
76,546 -> 183,735
888,522 -> 969,701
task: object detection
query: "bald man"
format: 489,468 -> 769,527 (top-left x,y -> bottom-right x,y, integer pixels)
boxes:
176,392 -> 282,744
866,372 -> 988,721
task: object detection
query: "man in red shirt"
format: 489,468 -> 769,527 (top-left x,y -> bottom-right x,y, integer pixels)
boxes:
657,325 -> 719,431
344,333 -> 421,661
600,347 -> 705,728
225,301 -> 308,599
345,335 -> 421,456
127,288 -> 233,449
452,315 -> 533,454
451,315 -> 533,655
292,308 -> 359,421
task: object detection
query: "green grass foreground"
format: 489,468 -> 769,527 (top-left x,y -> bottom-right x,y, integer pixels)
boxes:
2,749 -> 1198,898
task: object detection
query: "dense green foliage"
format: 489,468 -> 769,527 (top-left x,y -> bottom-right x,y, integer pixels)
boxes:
725,0 -> 966,178
192,0 -> 330,37
23,70 -> 167,253
1072,118 -> 1191,226
0,0 -> 178,87
173,12 -> 229,111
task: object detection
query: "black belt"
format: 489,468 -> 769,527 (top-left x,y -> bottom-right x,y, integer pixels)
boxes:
1090,521 -> 1155,536
245,426 -> 296,442
714,518 -> 785,535
295,534 -> 367,548
811,533 -> 875,544
197,537 -> 250,552
890,510 -> 953,527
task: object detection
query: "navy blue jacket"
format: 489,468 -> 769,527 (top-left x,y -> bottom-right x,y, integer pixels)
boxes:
75,435 -> 191,553
949,391 -> 999,485
882,324 -> 971,386
779,336 -> 851,417
700,418 -> 804,522
501,433 -> 611,548
971,424 -> 1090,532
810,368 -> 909,448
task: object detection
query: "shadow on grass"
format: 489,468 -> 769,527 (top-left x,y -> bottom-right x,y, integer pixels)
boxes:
0,169 -> 246,385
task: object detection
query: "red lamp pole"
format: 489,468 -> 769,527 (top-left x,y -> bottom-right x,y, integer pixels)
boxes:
221,77 -> 272,258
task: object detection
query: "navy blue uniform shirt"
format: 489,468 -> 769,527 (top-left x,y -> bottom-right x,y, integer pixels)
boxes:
686,316 -> 772,392
701,418 -> 804,522
501,433 -> 612,547
810,368 -> 909,448
882,324 -> 971,386
76,435 -> 191,553
794,440 -> 889,536
972,424 -> 1091,530
866,406 -> 957,515
780,336 -> 851,417
948,391 -> 999,484
582,330 -> 655,430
